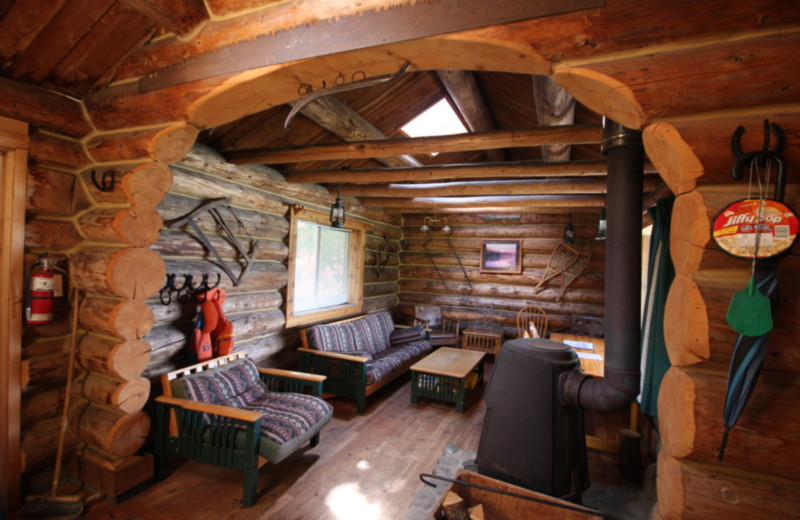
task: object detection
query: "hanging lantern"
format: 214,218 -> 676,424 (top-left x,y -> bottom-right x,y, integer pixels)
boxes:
595,208 -> 607,240
330,183 -> 345,228
563,216 -> 576,244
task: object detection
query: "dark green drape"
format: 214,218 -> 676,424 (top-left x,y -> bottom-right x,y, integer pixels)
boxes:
639,196 -> 675,417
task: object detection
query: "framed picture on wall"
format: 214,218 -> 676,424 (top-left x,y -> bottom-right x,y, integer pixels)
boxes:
479,239 -> 522,274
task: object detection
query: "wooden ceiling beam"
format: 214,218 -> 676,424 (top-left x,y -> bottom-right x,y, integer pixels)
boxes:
437,69 -> 504,162
339,176 -> 660,198
532,75 -> 576,162
286,159 -> 611,183
291,96 -> 421,168
120,0 -> 209,36
385,206 -> 600,214
287,160 -> 657,184
356,194 -> 605,209
227,125 -> 602,165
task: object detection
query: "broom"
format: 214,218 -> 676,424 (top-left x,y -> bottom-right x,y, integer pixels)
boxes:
19,289 -> 84,518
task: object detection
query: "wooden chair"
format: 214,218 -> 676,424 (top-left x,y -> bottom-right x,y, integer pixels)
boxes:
413,305 -> 460,347
155,353 -> 332,506
516,305 -> 549,339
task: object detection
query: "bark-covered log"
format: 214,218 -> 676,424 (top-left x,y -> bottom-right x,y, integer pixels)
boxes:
87,124 -> 199,164
25,219 -> 83,250
397,279 -> 605,304
397,292 -> 604,318
363,294 -> 398,314
80,296 -> 155,340
659,367 -> 800,481
26,167 -> 78,216
69,400 -> 149,457
156,192 -> 289,239
71,246 -> 166,300
148,290 -> 282,323
21,387 -> 65,426
77,206 -> 162,247
161,258 -> 287,293
79,373 -> 150,414
152,230 -> 287,263
20,416 -> 78,471
20,351 -> 68,389
29,130 -> 90,169
77,334 -> 152,381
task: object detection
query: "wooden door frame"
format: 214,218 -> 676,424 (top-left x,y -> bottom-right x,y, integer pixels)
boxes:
0,115 -> 28,511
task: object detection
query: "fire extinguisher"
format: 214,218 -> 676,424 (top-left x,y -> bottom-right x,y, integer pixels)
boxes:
25,253 -> 62,325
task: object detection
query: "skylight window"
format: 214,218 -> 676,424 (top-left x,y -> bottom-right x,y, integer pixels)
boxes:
401,97 -> 467,139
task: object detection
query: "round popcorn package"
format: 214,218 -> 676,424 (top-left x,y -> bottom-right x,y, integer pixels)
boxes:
711,198 -> 799,259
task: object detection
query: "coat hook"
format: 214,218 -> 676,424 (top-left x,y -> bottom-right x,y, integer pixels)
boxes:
90,169 -> 116,192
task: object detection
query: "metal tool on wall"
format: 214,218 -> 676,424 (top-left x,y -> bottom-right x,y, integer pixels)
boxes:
166,198 -> 258,287
710,120 -> 798,459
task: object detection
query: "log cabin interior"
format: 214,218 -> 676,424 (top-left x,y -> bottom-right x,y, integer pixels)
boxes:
1,0 -> 799,518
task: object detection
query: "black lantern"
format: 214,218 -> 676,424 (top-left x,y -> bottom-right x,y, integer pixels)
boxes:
563,216 -> 576,244
595,207 -> 607,240
330,183 -> 345,228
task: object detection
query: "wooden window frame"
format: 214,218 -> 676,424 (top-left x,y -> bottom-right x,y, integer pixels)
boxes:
285,206 -> 366,328
0,115 -> 28,510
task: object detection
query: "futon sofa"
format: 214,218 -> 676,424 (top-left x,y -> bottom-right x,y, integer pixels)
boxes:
298,311 -> 433,413
155,352 -> 333,506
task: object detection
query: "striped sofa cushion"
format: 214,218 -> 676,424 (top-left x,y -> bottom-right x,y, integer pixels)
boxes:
308,311 -> 395,355
180,358 -> 332,445
365,340 -> 433,385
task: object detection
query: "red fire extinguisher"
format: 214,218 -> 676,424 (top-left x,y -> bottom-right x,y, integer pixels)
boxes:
26,253 -> 61,325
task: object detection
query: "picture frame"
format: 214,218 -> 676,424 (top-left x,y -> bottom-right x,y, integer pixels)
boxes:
479,239 -> 522,274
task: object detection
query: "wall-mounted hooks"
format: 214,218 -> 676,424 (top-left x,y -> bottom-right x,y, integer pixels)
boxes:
159,273 -> 222,305
90,169 -> 116,192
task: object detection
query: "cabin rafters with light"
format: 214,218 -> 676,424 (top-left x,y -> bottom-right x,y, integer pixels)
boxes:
1,0 -> 800,518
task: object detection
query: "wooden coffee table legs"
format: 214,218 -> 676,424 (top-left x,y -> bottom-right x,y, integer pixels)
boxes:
410,358 -> 484,413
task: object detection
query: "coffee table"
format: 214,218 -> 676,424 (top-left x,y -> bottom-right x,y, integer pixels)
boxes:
410,347 -> 485,413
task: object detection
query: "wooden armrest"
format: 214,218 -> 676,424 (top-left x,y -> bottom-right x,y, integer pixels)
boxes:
258,367 -> 326,382
156,395 -> 262,423
297,347 -> 369,363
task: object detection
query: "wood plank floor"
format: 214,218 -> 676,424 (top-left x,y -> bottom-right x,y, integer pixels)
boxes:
73,362 -> 638,520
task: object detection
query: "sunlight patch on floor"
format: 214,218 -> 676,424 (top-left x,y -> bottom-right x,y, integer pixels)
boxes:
357,459 -> 371,470
326,482 -> 380,520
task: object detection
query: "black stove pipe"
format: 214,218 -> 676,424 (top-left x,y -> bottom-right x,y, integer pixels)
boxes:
563,119 -> 644,413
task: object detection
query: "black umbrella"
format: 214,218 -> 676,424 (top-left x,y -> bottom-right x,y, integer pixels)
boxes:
714,121 -> 796,460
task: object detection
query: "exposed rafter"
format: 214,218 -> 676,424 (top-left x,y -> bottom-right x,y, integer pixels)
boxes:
290,95 -> 421,168
226,125 -> 602,165
437,69 -> 504,162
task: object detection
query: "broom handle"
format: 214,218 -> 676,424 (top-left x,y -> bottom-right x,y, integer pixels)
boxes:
51,288 -> 81,496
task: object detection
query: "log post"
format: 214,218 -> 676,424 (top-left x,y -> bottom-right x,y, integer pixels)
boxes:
79,373 -> 150,414
71,246 -> 166,299
69,400 -> 150,457
86,124 -> 199,164
77,334 -> 152,381
79,296 -> 155,340
658,367 -> 800,481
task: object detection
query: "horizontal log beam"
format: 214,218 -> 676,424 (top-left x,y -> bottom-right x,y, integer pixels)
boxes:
226,125 -> 602,165
357,194 -> 605,209
339,176 -> 660,198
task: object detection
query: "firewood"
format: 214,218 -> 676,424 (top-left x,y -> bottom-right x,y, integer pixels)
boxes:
442,491 -> 469,520
468,504 -> 485,520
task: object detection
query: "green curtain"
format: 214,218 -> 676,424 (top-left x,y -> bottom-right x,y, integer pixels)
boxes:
639,195 -> 675,417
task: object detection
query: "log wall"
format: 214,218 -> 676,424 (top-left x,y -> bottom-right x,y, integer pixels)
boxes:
144,144 -> 402,381
644,111 -> 800,518
396,213 -> 605,336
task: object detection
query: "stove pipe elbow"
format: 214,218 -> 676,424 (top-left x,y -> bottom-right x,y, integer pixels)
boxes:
563,119 -> 644,413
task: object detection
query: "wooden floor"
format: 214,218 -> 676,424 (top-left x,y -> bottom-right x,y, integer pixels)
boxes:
72,362 -> 638,520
